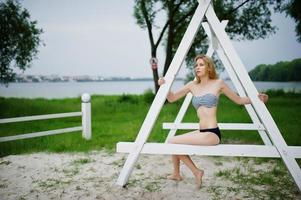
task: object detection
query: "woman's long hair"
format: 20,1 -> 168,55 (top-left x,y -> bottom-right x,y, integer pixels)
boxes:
194,55 -> 218,83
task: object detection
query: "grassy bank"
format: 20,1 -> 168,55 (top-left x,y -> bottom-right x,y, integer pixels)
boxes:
0,90 -> 301,157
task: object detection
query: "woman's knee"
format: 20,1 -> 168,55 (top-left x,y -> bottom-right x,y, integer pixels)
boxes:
168,136 -> 178,144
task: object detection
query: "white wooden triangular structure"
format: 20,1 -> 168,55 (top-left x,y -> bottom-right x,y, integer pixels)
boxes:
116,0 -> 301,191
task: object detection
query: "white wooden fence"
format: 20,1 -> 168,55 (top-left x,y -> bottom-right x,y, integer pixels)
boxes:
0,93 -> 92,142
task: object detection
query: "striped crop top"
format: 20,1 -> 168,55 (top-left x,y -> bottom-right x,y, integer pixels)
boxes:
192,93 -> 218,109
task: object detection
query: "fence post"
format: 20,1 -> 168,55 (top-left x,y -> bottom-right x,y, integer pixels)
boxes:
81,93 -> 91,140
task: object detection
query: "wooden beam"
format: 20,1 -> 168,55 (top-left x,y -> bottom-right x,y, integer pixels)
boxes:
202,21 -> 273,145
0,112 -> 82,124
117,142 -> 301,158
0,126 -> 82,142
163,123 -> 265,130
116,0 -> 212,187
205,3 -> 301,190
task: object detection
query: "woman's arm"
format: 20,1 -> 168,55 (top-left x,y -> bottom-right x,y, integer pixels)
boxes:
219,79 -> 268,105
158,77 -> 192,103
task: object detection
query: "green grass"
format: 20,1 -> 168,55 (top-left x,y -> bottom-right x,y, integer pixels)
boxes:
0,90 -> 301,157
213,159 -> 299,199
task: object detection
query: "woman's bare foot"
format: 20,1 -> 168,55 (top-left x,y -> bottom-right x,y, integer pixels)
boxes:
167,174 -> 183,181
195,170 -> 204,189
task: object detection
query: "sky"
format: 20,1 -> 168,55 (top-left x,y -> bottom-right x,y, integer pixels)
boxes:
19,0 -> 301,78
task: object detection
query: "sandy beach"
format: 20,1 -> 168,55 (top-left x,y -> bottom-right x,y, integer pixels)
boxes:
0,150 -> 300,200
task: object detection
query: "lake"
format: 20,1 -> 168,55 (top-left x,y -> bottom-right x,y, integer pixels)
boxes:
0,81 -> 301,99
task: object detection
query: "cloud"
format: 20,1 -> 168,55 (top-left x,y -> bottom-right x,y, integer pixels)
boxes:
21,1 -> 301,78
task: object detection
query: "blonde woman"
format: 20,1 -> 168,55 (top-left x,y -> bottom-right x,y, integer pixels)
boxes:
158,55 -> 268,188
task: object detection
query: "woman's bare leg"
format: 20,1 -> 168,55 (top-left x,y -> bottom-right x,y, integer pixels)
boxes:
178,155 -> 204,188
168,130 -> 220,145
167,155 -> 183,181
168,130 -> 220,187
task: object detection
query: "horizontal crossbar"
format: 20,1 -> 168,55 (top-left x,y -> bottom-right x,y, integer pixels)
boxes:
0,126 -> 82,142
117,142 -> 301,158
163,123 -> 265,131
0,112 -> 82,124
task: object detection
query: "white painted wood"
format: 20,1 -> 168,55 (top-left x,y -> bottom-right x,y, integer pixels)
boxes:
115,1 -> 301,190
216,50 -> 273,144
165,93 -> 193,143
116,0 -> 212,187
117,142 -> 301,159
202,21 -> 272,146
0,112 -> 82,124
165,21 -> 270,143
0,94 -> 91,142
0,127 -> 82,142
163,123 -> 265,130
204,4 -> 301,190
289,146 -> 301,158
82,102 -> 91,140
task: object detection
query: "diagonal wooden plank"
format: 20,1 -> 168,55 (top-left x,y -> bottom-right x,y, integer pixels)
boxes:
116,0 -> 212,186
202,21 -> 273,146
165,20 -> 272,145
164,92 -> 193,143
204,3 -> 301,191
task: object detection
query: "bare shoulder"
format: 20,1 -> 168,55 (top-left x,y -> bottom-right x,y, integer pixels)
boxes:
212,79 -> 227,92
185,80 -> 197,88
213,79 -> 225,87
188,80 -> 198,85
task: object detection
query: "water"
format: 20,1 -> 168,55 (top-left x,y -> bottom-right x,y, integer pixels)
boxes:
0,81 -> 184,99
0,81 -> 300,99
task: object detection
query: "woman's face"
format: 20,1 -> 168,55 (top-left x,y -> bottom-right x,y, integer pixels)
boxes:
194,58 -> 207,77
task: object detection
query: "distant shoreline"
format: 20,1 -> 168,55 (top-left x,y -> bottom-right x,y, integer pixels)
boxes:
1,81 -> 300,99
12,76 -> 185,83
10,79 -> 185,83
10,79 -> 301,83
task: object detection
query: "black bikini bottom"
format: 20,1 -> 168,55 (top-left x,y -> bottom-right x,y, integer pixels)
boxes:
199,127 -> 221,140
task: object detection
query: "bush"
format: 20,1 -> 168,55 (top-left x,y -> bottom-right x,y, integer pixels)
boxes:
143,88 -> 155,104
117,94 -> 138,104
265,89 -> 301,97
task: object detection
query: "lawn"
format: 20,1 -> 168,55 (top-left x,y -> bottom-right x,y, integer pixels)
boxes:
0,90 -> 300,157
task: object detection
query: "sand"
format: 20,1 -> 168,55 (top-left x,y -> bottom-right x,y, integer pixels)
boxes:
0,150 -> 300,200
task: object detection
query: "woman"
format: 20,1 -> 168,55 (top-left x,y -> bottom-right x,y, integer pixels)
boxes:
158,54 -> 268,188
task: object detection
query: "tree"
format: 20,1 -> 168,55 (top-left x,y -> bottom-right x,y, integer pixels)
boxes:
248,58 -> 301,81
281,0 -> 301,42
0,0 -> 43,85
134,0 -> 166,92
133,0 -> 285,92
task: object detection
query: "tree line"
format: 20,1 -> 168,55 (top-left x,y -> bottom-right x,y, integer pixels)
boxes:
249,58 -> 301,81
